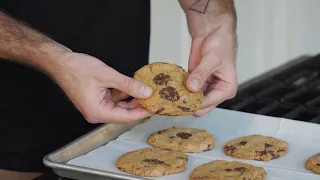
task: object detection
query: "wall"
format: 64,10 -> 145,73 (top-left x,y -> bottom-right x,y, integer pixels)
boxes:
149,0 -> 320,84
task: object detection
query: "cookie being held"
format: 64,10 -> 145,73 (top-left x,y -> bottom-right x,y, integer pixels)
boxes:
116,148 -> 188,177
305,152 -> 320,174
223,134 -> 289,162
133,62 -> 203,116
189,160 -> 267,180
148,126 -> 215,153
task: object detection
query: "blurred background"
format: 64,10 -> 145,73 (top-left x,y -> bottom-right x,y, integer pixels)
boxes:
149,0 -> 320,84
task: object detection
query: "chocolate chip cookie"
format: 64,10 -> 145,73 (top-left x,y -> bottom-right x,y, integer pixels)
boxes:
133,62 -> 203,116
116,148 -> 188,177
305,152 -> 320,174
147,126 -> 215,153
189,160 -> 267,180
223,134 -> 289,162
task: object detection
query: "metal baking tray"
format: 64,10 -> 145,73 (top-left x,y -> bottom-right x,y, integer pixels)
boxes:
43,55 -> 313,180
43,123 -> 146,180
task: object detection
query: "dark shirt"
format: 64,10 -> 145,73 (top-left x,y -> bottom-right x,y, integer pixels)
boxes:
0,0 -> 150,172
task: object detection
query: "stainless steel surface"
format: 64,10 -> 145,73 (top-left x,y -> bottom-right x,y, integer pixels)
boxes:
43,55 -> 312,180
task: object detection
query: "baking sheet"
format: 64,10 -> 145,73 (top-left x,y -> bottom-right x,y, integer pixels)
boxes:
67,108 -> 320,180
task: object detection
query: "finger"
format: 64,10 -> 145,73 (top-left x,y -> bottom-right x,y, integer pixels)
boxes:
108,69 -> 152,99
103,107 -> 152,124
189,37 -> 205,71
84,99 -> 153,124
116,98 -> 141,109
193,105 -> 216,117
110,89 -> 129,102
201,82 -> 233,109
186,51 -> 221,92
201,83 -> 210,94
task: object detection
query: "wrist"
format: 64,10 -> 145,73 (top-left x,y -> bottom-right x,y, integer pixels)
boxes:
34,41 -> 73,77
180,0 -> 237,32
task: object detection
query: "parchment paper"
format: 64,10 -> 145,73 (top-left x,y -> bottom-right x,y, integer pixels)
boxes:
67,108 -> 320,180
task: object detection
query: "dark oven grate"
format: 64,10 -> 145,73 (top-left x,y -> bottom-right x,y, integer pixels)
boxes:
217,54 -> 320,124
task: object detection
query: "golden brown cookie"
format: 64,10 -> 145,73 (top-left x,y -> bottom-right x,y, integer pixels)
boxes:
305,153 -> 320,174
116,148 -> 188,177
189,160 -> 267,180
133,62 -> 203,116
223,134 -> 289,162
147,126 -> 215,153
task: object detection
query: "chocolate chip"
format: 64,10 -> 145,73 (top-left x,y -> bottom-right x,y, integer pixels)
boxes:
266,150 -> 279,159
317,163 -> 320,166
153,73 -> 171,85
157,130 -> 165,134
225,169 -> 232,172
203,144 -> 212,151
178,106 -> 190,112
178,157 -> 187,161
271,154 -> 280,159
256,150 -> 267,155
225,146 -> 236,151
234,167 -> 247,172
265,143 -> 273,148
239,140 -> 247,145
159,86 -> 180,102
257,150 -> 280,159
155,108 -> 165,114
176,132 -> 192,139
169,136 -> 175,139
143,159 -> 164,164
277,149 -> 285,152
183,100 -> 187,104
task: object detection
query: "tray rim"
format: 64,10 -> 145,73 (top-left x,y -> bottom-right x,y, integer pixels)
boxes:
43,122 -> 149,180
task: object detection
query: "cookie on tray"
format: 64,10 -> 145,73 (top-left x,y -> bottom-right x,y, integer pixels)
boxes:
223,134 -> 289,162
133,62 -> 203,116
305,152 -> 320,174
147,126 -> 215,153
116,148 -> 188,177
189,160 -> 267,180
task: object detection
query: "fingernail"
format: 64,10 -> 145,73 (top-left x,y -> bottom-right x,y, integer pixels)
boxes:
190,78 -> 200,91
140,85 -> 152,97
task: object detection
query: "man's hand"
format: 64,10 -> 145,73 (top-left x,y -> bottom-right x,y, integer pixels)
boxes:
49,52 -> 153,124
178,0 -> 238,117
0,11 -> 152,124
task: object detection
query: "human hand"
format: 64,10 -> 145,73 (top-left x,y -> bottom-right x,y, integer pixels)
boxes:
179,0 -> 238,117
49,52 -> 153,124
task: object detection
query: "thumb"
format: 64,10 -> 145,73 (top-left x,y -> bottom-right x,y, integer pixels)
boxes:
110,70 -> 152,99
186,51 -> 220,92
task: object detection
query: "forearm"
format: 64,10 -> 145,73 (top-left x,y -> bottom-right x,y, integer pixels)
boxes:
178,0 -> 236,30
0,11 -> 71,73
